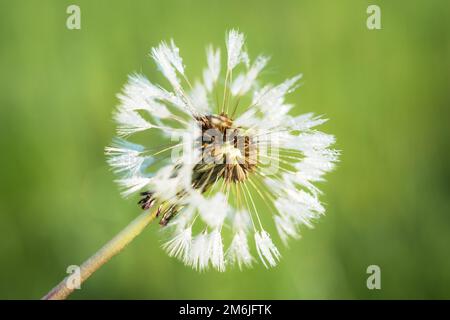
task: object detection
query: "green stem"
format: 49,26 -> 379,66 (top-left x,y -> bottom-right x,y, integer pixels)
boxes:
42,208 -> 159,300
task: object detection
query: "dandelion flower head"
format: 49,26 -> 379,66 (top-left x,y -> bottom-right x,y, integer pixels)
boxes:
106,30 -> 339,271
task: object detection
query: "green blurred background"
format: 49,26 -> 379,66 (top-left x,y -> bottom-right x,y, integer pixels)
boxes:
1,0 -> 449,299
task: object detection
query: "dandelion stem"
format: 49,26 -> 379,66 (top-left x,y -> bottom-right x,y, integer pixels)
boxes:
42,207 -> 160,300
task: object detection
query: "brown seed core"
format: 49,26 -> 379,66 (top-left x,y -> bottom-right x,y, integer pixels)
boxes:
193,113 -> 257,190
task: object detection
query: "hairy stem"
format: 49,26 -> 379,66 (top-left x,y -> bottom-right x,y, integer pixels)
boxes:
42,208 -> 159,300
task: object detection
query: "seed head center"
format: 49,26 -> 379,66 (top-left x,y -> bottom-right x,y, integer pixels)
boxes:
193,113 -> 257,189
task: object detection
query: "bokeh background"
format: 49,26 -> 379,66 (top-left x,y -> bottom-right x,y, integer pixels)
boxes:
1,0 -> 449,299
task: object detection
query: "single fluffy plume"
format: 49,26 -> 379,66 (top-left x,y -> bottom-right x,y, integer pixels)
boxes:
114,109 -> 153,137
274,215 -> 300,245
151,40 -> 185,91
106,29 -> 338,271
226,29 -> 249,70
116,176 -> 152,198
190,232 -> 211,271
226,231 -> 253,269
231,55 -> 270,96
105,139 -> 148,175
209,229 -> 225,272
203,46 -> 221,92
162,227 -> 192,264
255,230 -> 281,268
117,74 -> 172,118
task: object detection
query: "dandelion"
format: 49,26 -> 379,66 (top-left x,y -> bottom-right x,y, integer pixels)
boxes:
43,30 -> 338,299
107,29 -> 338,271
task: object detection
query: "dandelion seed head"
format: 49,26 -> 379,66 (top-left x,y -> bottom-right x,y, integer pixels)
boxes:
106,30 -> 338,271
